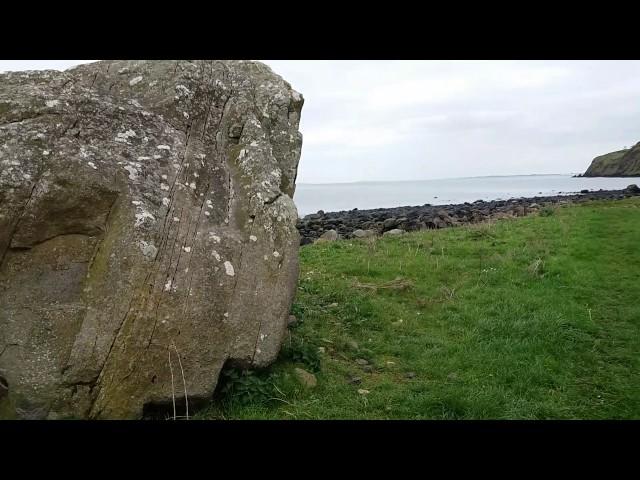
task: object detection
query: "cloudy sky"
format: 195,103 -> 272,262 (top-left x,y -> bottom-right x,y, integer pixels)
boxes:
2,60 -> 639,184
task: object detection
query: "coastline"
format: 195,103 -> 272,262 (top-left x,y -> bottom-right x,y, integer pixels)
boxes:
296,185 -> 640,244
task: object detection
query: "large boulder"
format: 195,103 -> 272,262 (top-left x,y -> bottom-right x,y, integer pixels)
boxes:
316,229 -> 339,242
0,60 -> 304,419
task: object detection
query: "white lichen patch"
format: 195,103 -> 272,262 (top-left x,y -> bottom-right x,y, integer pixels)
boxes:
129,99 -> 142,108
123,165 -> 138,180
209,233 -> 221,243
161,174 -> 168,180
273,251 -> 281,258
129,76 -> 143,86
176,84 -> 191,96
138,240 -> 158,259
204,211 -> 210,217
164,279 -> 172,292
137,156 -> 152,161
115,129 -> 137,143
189,182 -> 196,190
157,145 -> 171,150
160,183 -> 170,191
45,99 -> 60,108
87,162 -> 97,170
249,235 -> 257,242
183,246 -> 191,253
134,208 -> 155,227
211,250 -> 221,261
224,261 -> 235,276
162,197 -> 170,206
173,217 -> 180,222
43,150 -> 50,156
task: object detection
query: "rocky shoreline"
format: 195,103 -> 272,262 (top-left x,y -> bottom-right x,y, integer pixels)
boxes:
296,184 -> 640,244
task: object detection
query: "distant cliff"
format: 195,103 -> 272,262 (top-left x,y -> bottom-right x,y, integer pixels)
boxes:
583,143 -> 640,177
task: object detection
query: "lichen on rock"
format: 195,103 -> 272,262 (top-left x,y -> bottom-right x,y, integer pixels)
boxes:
0,60 -> 304,419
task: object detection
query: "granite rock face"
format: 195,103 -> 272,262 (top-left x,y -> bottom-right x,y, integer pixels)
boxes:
0,60 -> 304,419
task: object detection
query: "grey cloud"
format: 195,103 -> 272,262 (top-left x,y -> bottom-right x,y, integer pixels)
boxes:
2,60 -> 639,183
265,60 -> 640,182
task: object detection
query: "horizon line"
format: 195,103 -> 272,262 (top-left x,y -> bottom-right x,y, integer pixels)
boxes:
297,173 -> 580,186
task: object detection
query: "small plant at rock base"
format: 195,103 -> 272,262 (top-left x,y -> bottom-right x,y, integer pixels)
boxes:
539,207 -> 554,217
282,338 -> 321,372
218,368 -> 274,406
290,302 -> 305,325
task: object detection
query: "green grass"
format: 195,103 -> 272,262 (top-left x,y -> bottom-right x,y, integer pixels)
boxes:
198,198 -> 640,419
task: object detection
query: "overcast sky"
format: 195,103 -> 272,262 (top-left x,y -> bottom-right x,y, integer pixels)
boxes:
2,60 -> 639,184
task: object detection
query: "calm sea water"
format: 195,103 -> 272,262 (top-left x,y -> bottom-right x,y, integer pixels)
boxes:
293,175 -> 640,216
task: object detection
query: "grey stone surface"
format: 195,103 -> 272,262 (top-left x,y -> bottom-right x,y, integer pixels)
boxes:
383,229 -> 405,236
316,229 -> 338,242
352,229 -> 375,238
0,60 -> 304,419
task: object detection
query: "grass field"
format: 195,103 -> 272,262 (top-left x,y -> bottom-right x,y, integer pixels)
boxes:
198,197 -> 640,419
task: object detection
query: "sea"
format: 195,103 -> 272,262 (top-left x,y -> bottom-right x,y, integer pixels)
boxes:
292,174 -> 640,217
